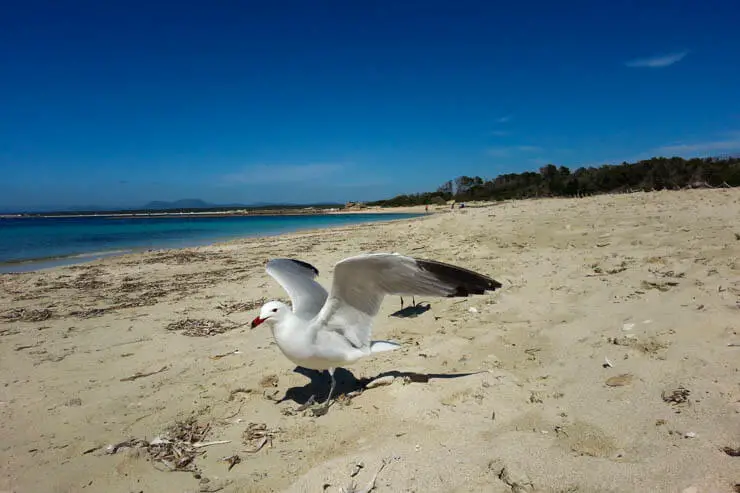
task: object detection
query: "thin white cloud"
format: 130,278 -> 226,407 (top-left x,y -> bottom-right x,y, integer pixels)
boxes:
490,130 -> 510,137
221,163 -> 347,185
655,132 -> 740,155
486,145 -> 542,157
625,51 -> 688,68
515,145 -> 542,152
497,115 -> 512,123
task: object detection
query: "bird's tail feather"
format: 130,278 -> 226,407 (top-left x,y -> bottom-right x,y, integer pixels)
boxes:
370,340 -> 401,353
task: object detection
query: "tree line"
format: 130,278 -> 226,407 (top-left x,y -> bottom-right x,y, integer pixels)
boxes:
367,155 -> 740,207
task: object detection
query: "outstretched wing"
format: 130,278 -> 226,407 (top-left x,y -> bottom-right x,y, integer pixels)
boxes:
265,258 -> 329,318
313,253 -> 502,349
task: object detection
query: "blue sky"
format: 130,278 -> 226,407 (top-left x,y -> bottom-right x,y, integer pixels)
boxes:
2,1 -> 740,210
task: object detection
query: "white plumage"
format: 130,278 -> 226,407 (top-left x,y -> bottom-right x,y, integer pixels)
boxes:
251,253 -> 502,410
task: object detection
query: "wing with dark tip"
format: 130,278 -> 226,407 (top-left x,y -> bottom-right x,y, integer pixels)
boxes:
285,258 -> 319,276
312,253 -> 502,349
413,258 -> 502,295
265,258 -> 328,318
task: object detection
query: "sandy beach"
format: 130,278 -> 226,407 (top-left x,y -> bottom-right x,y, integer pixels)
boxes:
1,189 -> 738,493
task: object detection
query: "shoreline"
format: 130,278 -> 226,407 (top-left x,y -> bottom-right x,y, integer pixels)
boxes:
0,211 -> 429,273
1,188 -> 738,492
0,204 -> 435,219
0,249 -> 135,274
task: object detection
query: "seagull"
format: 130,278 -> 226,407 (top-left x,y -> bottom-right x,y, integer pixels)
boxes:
250,253 -> 502,411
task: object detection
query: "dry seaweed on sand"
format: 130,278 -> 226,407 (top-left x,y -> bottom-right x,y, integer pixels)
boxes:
120,365 -> 168,382
216,296 -> 291,315
68,269 -> 110,290
117,277 -> 145,292
722,446 -> 740,457
216,298 -> 267,314
227,388 -> 254,401
661,386 -> 690,405
105,416 -> 225,473
69,294 -> 166,318
1,307 -> 54,322
112,288 -> 170,308
147,417 -> 211,471
222,454 -> 241,471
640,280 -> 679,292
242,422 -> 279,453
141,250 -> 214,264
69,307 -> 110,319
166,318 -> 237,337
0,327 -> 20,337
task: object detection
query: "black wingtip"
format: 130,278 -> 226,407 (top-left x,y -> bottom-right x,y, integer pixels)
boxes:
267,258 -> 320,276
288,259 -> 320,276
416,258 -> 502,297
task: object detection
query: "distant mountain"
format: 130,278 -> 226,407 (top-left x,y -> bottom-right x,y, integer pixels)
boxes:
142,199 -> 277,210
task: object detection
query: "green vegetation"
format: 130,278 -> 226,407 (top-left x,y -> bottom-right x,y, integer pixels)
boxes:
368,156 -> 740,207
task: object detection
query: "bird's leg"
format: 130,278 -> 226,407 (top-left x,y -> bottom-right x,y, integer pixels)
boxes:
400,296 -> 404,309
322,368 -> 337,407
412,296 -> 416,307
307,368 -> 337,417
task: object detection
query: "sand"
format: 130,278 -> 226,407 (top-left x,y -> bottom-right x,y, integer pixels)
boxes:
1,189 -> 738,493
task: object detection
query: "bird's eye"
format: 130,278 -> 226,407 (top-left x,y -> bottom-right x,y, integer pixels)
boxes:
272,308 -> 278,312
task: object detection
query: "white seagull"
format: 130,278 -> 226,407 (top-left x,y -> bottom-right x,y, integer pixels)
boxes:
250,253 -> 502,410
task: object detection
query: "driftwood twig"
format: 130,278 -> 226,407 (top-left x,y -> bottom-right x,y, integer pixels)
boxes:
120,365 -> 168,382
210,348 -> 241,360
192,440 -> 231,449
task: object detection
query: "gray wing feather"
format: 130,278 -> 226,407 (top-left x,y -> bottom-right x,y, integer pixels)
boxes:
313,253 -> 501,349
265,258 -> 328,318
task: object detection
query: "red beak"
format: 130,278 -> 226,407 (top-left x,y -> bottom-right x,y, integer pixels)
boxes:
250,316 -> 265,329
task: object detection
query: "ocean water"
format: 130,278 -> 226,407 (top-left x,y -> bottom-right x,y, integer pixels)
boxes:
0,213 -> 421,272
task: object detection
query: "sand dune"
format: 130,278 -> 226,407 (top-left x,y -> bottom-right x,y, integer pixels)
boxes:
1,188 -> 739,493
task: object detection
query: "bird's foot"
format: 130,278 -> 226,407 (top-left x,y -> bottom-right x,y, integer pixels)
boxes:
294,394 -> 334,416
295,394 -> 316,412
310,397 -> 334,417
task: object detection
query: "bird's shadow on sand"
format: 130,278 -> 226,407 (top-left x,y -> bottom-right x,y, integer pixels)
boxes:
388,302 -> 432,318
277,366 -> 485,405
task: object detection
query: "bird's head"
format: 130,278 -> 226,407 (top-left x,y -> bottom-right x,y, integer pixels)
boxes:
250,300 -> 290,329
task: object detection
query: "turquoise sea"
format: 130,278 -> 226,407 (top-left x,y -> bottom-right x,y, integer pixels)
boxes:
0,213 -> 422,272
